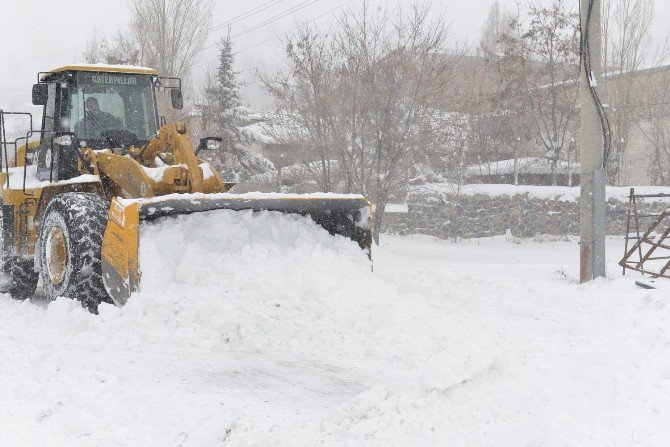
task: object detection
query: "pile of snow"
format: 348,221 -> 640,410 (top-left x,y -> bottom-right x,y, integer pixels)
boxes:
4,212 -> 670,444
133,210 -> 381,357
2,210 -> 491,445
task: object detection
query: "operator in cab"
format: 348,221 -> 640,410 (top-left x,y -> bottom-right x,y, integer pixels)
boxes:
78,96 -> 122,136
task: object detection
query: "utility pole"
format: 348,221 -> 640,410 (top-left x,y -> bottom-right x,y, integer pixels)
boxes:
579,0 -> 606,282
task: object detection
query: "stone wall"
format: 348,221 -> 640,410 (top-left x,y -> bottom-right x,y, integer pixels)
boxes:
382,191 -> 668,240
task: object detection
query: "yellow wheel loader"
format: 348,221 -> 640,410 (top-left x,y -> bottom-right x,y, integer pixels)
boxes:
0,64 -> 372,312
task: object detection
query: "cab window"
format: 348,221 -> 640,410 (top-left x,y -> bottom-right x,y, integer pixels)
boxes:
71,72 -> 158,143
43,83 -> 56,134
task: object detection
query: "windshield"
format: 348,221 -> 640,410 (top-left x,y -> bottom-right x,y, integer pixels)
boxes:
71,72 -> 158,144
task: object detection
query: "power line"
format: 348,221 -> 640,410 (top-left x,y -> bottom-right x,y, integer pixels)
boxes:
230,0 -> 321,39
201,0 -> 353,74
203,0 -> 322,52
233,0 -> 354,56
208,0 -> 287,34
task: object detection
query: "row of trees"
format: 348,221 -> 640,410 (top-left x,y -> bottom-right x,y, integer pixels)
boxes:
251,0 -> 585,239
259,3 -> 455,240
226,0 -> 670,237
473,0 -> 669,186
80,0 -> 670,240
485,0 -> 580,186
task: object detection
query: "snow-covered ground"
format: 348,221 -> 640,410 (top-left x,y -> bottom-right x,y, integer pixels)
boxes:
0,211 -> 667,446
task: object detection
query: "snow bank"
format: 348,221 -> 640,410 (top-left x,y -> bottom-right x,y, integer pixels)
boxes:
465,157 -> 580,177
414,182 -> 670,203
3,213 -> 670,445
2,210 -> 491,445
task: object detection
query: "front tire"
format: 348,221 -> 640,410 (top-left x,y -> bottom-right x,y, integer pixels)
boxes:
38,193 -> 111,313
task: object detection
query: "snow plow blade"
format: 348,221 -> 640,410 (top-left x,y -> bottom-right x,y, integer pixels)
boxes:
101,193 -> 373,305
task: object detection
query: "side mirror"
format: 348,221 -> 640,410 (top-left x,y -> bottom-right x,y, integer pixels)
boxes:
196,137 -> 222,155
171,88 -> 183,110
32,84 -> 48,106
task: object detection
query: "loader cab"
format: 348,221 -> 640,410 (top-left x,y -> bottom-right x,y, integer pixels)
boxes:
33,66 -> 162,181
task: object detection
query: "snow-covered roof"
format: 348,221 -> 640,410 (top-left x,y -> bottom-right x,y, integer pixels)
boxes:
385,203 -> 409,214
239,122 -> 278,145
239,111 -> 312,147
465,157 -> 580,177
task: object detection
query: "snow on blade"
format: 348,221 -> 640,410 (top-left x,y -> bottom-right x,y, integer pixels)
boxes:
137,209 -> 370,301
117,191 -> 368,206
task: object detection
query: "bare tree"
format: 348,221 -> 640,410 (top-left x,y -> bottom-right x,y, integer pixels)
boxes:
83,29 -> 140,65
259,28 -> 342,191
602,0 -> 654,73
82,0 -> 213,80
478,1 -> 533,182
262,2 -> 455,243
634,73 -> 670,185
82,29 -> 105,63
129,0 -> 214,79
194,70 -> 218,138
479,1 -> 516,56
489,0 -> 580,185
104,31 -> 141,65
601,0 -> 656,184
637,108 -> 670,185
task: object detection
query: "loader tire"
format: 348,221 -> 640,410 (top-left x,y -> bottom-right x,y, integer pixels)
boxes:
5,257 -> 39,300
0,196 -> 8,294
0,194 -> 38,299
38,192 -> 112,313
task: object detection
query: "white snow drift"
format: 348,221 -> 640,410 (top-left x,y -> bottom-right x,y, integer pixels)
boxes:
0,211 -> 669,445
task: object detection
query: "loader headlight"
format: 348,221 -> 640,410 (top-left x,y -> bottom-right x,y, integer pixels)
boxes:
54,134 -> 73,146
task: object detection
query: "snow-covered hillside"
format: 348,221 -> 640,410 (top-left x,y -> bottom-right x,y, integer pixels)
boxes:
0,211 -> 667,446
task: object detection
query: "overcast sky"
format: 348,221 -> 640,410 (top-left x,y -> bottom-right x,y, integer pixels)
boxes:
2,0 -> 669,112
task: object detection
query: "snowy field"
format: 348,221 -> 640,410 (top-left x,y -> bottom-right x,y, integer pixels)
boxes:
0,210 -> 667,446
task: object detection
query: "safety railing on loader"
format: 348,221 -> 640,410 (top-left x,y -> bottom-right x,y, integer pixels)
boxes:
0,110 -> 42,194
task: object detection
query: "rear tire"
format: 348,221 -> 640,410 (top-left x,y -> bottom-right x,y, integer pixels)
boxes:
0,196 -> 8,294
0,194 -> 38,299
5,257 -> 39,300
38,193 -> 111,313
